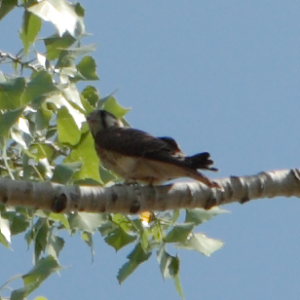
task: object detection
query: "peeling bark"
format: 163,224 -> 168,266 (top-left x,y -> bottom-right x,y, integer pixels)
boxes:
0,169 -> 299,214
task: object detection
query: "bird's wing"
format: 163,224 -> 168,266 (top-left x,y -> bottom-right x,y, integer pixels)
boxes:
94,127 -> 219,187
157,136 -> 185,156
95,127 -> 185,163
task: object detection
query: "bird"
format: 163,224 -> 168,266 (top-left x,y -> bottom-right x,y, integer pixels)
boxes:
87,109 -> 219,187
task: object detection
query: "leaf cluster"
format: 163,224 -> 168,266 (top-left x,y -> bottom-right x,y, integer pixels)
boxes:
0,1 -> 225,299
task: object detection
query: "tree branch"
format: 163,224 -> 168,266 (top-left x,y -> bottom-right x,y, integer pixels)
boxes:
0,50 -> 39,72
0,168 -> 299,214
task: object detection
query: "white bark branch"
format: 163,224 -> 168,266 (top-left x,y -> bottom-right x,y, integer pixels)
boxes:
0,168 -> 299,214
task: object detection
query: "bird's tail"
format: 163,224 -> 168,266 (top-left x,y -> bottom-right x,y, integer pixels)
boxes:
186,152 -> 218,171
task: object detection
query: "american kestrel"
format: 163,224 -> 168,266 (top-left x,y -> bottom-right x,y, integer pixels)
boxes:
87,110 -> 219,187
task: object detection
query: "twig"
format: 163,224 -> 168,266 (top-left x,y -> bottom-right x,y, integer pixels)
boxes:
0,50 -> 39,72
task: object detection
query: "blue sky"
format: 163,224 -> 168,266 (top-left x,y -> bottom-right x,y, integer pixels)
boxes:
1,1 -> 300,299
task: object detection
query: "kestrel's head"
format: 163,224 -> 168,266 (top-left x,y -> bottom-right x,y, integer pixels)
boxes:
87,110 -> 123,136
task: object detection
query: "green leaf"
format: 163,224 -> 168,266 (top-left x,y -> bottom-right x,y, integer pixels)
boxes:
44,33 -> 76,60
11,288 -> 26,300
76,56 -> 99,80
174,273 -> 185,300
157,250 -> 185,298
36,157 -> 53,179
22,71 -> 57,105
0,107 -> 24,138
82,231 -> 93,248
112,214 -> 135,232
28,143 -> 55,160
82,231 -> 95,260
25,215 -> 41,247
20,11 -> 42,53
139,227 -> 151,252
11,125 -> 29,149
34,220 -> 49,261
61,83 -> 85,111
117,243 -> 151,283
103,96 -> 131,118
9,213 -> 30,235
117,260 -> 139,284
149,220 -> 164,242
0,0 -> 17,20
46,235 -> 65,260
177,233 -> 224,256
35,106 -> 53,130
157,249 -> 180,279
99,165 -> 118,184
51,162 -> 82,184
0,77 -> 26,109
81,85 -> 101,108
65,132 -> 101,182
185,207 -> 228,225
28,0 -> 85,37
48,213 -> 70,229
57,107 -> 81,145
24,256 -> 61,286
160,209 -> 180,224
74,3 -> 85,17
165,223 -> 194,243
98,220 -> 117,236
68,212 -> 107,232
55,51 -> 76,73
0,215 -> 11,247
0,231 -> 9,248
45,91 -> 85,130
105,227 -> 136,251
63,44 -> 97,57
11,256 -> 61,300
